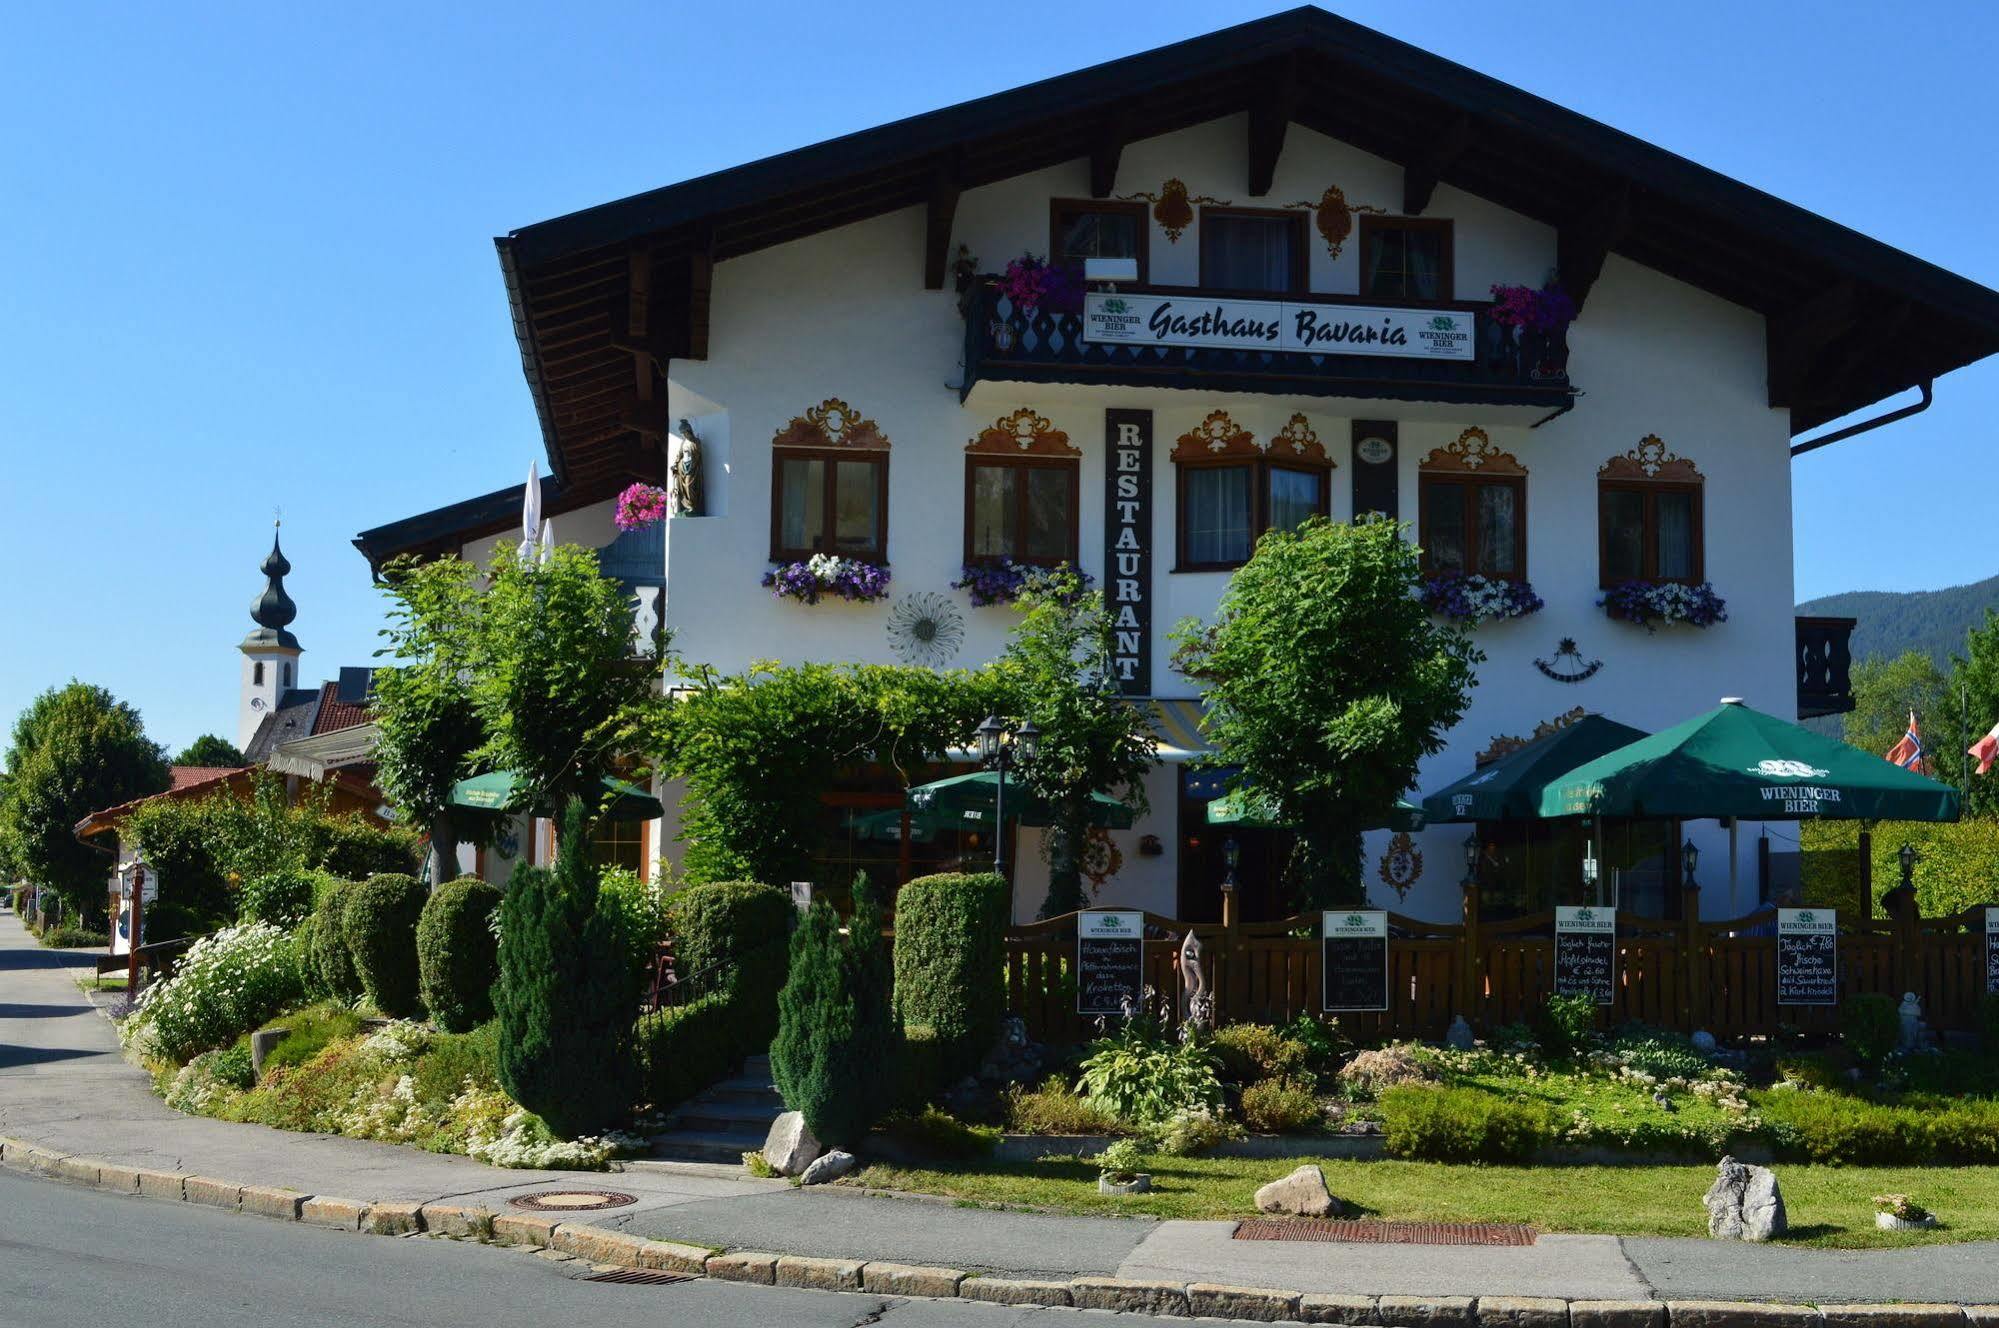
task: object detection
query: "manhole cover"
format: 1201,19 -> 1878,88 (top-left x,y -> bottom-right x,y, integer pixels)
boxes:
1234,1218 -> 1536,1246
509,1190 -> 638,1212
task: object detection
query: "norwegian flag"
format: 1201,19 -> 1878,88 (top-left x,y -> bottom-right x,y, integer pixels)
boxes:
1970,720 -> 1999,777
1885,711 -> 1931,776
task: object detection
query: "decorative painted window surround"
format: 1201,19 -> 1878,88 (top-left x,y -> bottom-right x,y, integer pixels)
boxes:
963,407 -> 1081,567
1171,409 -> 1333,572
1419,426 -> 1527,581
1597,434 -> 1705,587
769,398 -> 890,563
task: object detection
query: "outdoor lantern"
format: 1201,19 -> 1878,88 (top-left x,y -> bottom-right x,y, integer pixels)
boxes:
1462,832 -> 1479,879
1016,718 -> 1040,761
1899,841 -> 1918,886
976,714 -> 1003,762
1223,836 -> 1241,879
1682,838 -> 1699,885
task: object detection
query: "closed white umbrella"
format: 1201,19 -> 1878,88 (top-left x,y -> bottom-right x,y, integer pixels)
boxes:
538,516 -> 554,566
520,460 -> 543,565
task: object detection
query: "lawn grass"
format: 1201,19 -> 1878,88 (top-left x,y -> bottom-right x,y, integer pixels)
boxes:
847,1153 -> 1999,1249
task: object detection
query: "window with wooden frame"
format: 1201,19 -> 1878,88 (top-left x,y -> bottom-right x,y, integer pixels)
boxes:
1199,206 -> 1308,294
1418,426 -> 1528,579
1597,435 -> 1704,586
963,409 -> 1081,565
1172,411 -> 1333,572
1049,199 -> 1148,283
1358,216 -> 1455,302
589,816 -> 645,876
769,398 -> 890,563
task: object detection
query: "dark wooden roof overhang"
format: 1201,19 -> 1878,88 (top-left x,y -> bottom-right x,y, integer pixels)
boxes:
495,4 -> 1999,489
352,472 -> 620,574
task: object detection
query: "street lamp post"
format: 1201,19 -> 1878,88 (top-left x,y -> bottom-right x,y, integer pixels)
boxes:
1682,838 -> 1700,891
977,714 -> 1039,878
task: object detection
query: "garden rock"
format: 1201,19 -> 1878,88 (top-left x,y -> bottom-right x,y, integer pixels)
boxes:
1445,1015 -> 1475,1050
799,1149 -> 856,1186
1690,1030 -> 1717,1053
762,1111 -> 823,1177
1703,1156 -> 1786,1241
1255,1163 -> 1341,1218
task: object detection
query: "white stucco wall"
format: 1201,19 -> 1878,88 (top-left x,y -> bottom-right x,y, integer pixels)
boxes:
500,115 -> 1797,924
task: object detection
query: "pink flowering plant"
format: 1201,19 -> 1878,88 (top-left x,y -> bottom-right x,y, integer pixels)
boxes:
763,554 -> 891,604
1489,282 -> 1578,334
614,482 -> 670,531
997,253 -> 1083,317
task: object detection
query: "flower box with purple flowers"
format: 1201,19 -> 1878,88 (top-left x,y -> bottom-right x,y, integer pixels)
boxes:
763,554 -> 891,604
1598,579 -> 1727,630
951,560 -> 1094,607
1420,573 -> 1544,624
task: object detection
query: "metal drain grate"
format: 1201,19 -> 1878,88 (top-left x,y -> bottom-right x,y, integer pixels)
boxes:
1234,1218 -> 1536,1246
581,1268 -> 697,1286
509,1190 -> 638,1212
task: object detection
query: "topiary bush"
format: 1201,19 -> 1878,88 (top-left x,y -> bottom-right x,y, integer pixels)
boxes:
665,879 -> 792,1041
1840,992 -> 1900,1066
240,867 -> 319,928
770,875 -> 898,1148
635,991 -> 742,1112
341,873 -> 428,1017
494,800 -> 637,1140
303,876 -> 363,1003
892,872 -> 1007,1078
1379,1085 -> 1552,1162
417,876 -> 503,1032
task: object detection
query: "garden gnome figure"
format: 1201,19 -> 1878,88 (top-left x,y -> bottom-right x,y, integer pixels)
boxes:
1178,931 -> 1212,1032
1898,992 -> 1923,1051
671,419 -> 704,517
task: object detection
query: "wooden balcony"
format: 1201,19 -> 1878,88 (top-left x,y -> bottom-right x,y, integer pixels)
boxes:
961,281 -> 1576,416
1796,616 -> 1857,719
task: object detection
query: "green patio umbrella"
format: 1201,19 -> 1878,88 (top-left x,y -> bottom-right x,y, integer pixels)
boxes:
1206,789 -> 1426,832
1537,700 -> 1962,822
1422,714 -> 1649,823
905,770 -> 1136,830
447,770 -> 663,822
844,807 -> 940,844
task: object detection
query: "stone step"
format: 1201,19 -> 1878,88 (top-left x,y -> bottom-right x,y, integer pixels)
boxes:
670,1099 -> 784,1134
704,1076 -> 779,1100
648,1129 -> 768,1165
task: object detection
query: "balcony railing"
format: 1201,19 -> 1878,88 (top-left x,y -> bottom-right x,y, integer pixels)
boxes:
1796,616 -> 1857,718
961,280 -> 1575,412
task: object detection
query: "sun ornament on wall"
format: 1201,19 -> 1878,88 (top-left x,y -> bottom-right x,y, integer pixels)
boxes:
1535,637 -> 1605,685
886,592 -> 965,666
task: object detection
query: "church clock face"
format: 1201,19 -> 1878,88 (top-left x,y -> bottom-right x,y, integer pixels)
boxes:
1356,435 -> 1394,465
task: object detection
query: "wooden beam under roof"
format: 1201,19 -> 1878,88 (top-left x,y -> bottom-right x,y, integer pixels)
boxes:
1766,279 -> 1860,409
923,154 -> 962,290
1557,182 -> 1632,314
1402,112 -> 1474,216
1089,110 -> 1128,198
1246,53 -> 1299,197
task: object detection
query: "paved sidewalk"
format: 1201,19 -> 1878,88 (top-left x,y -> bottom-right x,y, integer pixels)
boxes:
4,910 -> 1998,1306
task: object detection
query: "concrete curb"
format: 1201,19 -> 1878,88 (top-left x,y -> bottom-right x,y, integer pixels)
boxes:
0,1136 -> 1993,1326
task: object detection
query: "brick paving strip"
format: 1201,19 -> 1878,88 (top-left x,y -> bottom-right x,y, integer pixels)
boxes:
4,1136 -> 1995,1327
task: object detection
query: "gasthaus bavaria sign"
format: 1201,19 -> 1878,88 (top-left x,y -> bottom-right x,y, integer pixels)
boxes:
1083,292 -> 1474,360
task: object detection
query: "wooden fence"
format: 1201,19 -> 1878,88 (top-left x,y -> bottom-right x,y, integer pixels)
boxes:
1002,883 -> 1994,1045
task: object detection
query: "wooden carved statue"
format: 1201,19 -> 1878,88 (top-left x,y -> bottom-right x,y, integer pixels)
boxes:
1178,930 -> 1213,1032
671,419 -> 704,518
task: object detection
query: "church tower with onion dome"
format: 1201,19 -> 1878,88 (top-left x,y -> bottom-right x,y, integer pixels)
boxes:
237,523 -> 303,750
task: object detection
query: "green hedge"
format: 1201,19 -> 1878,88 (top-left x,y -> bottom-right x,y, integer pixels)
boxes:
304,878 -> 362,1003
666,880 -> 792,1041
1759,1089 -> 1999,1165
417,876 -> 503,1032
636,992 -> 743,1112
892,872 -> 1007,1080
1801,819 -> 1999,918
342,873 -> 427,1017
1379,1085 -> 1552,1162
240,868 -> 321,928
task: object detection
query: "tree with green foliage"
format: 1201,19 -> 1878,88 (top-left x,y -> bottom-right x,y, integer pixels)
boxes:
2,682 -> 170,923
172,735 -> 245,767
770,875 -> 898,1147
417,876 -> 503,1031
658,662 -> 1002,885
1172,517 -> 1481,908
372,555 -> 488,883
995,571 -> 1157,917
474,542 -> 668,816
1842,651 -> 1963,788
493,799 -> 637,1139
1952,609 -> 1999,819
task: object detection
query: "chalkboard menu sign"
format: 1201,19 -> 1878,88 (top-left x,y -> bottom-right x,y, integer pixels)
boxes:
1986,908 -> 1999,997
1077,910 -> 1145,1016
1321,910 -> 1389,1012
1777,907 -> 1838,1006
1555,906 -> 1616,1006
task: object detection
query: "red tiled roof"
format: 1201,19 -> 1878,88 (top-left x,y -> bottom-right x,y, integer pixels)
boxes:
311,682 -> 372,736
169,765 -> 240,791
76,767 -> 254,838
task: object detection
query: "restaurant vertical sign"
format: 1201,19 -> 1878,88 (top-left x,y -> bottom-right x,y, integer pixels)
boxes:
1104,409 -> 1152,696
1777,907 -> 1838,1006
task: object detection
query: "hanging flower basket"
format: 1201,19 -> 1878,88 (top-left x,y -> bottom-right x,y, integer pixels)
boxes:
614,482 -> 671,531
1598,580 -> 1728,630
1420,573 -> 1544,624
763,555 -> 891,604
951,560 -> 1094,607
995,253 -> 1083,317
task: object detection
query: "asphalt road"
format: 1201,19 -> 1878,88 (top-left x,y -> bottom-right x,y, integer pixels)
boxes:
0,1169 -> 1086,1328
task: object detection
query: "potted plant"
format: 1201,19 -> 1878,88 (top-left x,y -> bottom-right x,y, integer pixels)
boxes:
1598,580 -> 1728,631
1096,1138 -> 1152,1195
1419,573 -> 1544,625
762,554 -> 892,605
1873,1194 -> 1936,1230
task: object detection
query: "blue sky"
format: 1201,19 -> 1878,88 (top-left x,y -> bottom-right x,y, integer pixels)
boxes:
5,1 -> 1996,754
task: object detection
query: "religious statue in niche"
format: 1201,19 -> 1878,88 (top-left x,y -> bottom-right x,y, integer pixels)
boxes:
1119,177 -> 1231,243
1378,832 -> 1422,901
671,419 -> 704,517
1535,637 -> 1605,684
1282,184 -> 1387,259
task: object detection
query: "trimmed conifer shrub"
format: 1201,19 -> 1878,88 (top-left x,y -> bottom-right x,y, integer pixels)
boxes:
892,871 -> 1007,1076
305,877 -> 363,1003
340,873 -> 428,1017
493,800 -> 637,1139
417,876 -> 503,1032
666,880 -> 792,1041
770,875 -> 898,1148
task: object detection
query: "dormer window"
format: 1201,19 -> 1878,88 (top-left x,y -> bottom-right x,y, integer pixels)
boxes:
1359,217 -> 1454,301
1050,199 -> 1148,283
1199,207 -> 1307,294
